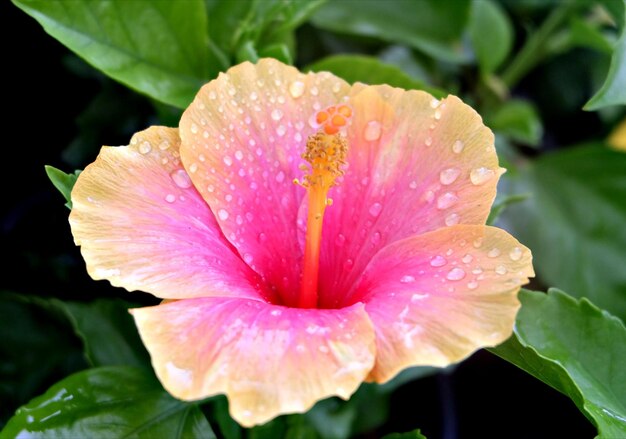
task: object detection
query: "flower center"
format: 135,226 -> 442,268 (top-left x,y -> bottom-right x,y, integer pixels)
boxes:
295,104 -> 352,308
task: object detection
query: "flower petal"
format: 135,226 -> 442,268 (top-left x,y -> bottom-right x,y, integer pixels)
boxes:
179,59 -> 351,305
317,85 -> 501,308
131,298 -> 376,427
353,225 -> 533,383
69,126 -> 266,300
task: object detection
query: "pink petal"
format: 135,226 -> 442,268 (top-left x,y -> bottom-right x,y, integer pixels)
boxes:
69,126 -> 267,301
353,225 -> 533,383
179,59 -> 351,305
316,85 -> 502,308
131,298 -> 375,427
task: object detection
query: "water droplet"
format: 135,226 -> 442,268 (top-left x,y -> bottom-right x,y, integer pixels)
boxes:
473,237 -> 483,248
249,91 -> 258,101
425,137 -> 433,146
430,98 -> 440,108
218,209 -> 229,220
462,254 -> 473,264
223,156 -> 233,166
430,255 -> 447,267
400,275 -> 416,284
467,280 -> 478,290
437,192 -> 459,209
409,180 -> 418,190
171,169 -> 192,188
165,194 -> 176,203
275,171 -> 285,183
310,86 -> 319,96
440,167 -> 461,185
488,248 -> 501,258
371,231 -> 381,245
452,140 -> 464,154
235,150 -> 244,160
369,202 -> 383,217
412,293 -> 428,302
470,167 -> 495,185
258,232 -> 267,243
335,233 -> 346,246
271,109 -> 283,121
289,81 -> 305,98
364,120 -> 382,141
343,259 -> 354,271
509,247 -> 523,261
158,140 -> 170,150
446,267 -> 466,281
189,163 -> 198,173
495,265 -> 507,275
139,141 -> 152,154
434,109 -> 442,120
276,125 -> 287,136
472,267 -> 483,275
190,123 -> 199,134
445,213 -> 460,226
425,190 -> 435,203
243,253 -> 253,264
209,91 -> 217,100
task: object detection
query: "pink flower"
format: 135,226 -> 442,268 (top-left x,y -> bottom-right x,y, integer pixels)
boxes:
69,59 -> 534,426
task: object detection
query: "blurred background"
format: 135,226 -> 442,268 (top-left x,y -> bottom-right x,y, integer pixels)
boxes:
2,0 -> 624,437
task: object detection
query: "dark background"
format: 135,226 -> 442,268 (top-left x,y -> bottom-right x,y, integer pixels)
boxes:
1,2 -> 597,438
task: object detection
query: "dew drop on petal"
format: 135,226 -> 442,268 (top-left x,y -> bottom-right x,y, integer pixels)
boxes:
271,109 -> 283,121
467,280 -> 478,290
470,167 -> 495,185
488,248 -> 501,258
509,247 -> 523,261
189,163 -> 198,173
243,253 -> 254,265
363,121 -> 382,141
218,209 -> 229,220
258,232 -> 267,243
289,81 -> 305,98
158,140 -> 170,150
446,267 -> 466,281
369,202 -> 383,217
223,156 -> 233,166
445,213 -> 460,226
371,231 -> 381,245
437,192 -> 459,210
171,169 -> 192,189
335,233 -> 346,246
452,140 -> 464,154
430,99 -> 440,108
190,123 -> 199,134
495,265 -> 507,275
165,194 -> 176,203
440,168 -> 461,185
434,109 -> 442,120
425,137 -> 433,146
400,275 -> 416,284
430,255 -> 447,267
409,180 -> 418,190
275,171 -> 285,183
139,141 -> 152,154
276,125 -> 287,137
473,237 -> 483,248
235,150 -> 244,160
462,254 -> 473,264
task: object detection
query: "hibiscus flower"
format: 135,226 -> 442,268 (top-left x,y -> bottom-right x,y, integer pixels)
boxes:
69,59 -> 533,426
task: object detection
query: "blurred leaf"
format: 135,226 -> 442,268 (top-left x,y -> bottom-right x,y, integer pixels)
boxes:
585,11 -> 626,109
306,55 -> 445,98
469,0 -> 514,73
53,299 -> 150,368
259,43 -> 294,65
383,430 -> 427,439
44,166 -> 80,210
487,193 -> 531,225
567,17 -> 614,54
248,415 -> 317,439
311,0 -> 471,63
488,99 -> 543,146
0,294 -> 85,427
502,145 -> 626,321
13,0 -> 217,108
207,396 -> 242,439
305,398 -> 356,439
236,40 -> 260,63
490,289 -> 626,439
1,366 -> 215,439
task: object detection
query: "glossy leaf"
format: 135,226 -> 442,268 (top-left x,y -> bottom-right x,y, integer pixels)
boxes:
488,99 -> 543,146
44,166 -> 80,209
586,6 -> 626,110
306,55 -> 445,98
468,0 -> 514,73
310,0 -> 471,62
1,366 -> 215,439
491,289 -> 626,439
13,0 -> 217,108
501,145 -> 626,321
54,299 -> 150,368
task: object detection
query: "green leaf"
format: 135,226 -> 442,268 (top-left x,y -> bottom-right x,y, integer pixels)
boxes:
306,55 -> 445,98
487,193 -> 531,226
310,0 -> 471,63
13,0 -> 217,108
490,289 -> 626,439
501,145 -> 626,321
468,0 -> 514,73
488,99 -> 543,146
53,299 -> 151,368
383,430 -> 427,439
1,366 -> 216,439
44,166 -> 80,209
585,5 -> 626,109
